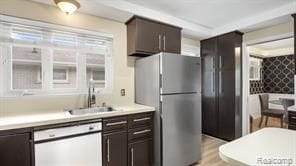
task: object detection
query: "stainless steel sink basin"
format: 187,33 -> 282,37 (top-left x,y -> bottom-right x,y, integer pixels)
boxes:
66,107 -> 118,116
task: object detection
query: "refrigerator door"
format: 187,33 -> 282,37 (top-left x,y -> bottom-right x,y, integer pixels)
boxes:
161,93 -> 201,166
160,53 -> 200,94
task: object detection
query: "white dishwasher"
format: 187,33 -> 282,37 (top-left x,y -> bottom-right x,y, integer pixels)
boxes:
34,121 -> 102,166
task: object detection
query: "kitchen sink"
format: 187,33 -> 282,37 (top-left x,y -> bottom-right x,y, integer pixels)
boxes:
66,107 -> 118,116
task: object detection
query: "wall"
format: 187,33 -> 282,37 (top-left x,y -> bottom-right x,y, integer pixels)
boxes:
262,55 -> 294,94
0,0 -> 200,117
181,37 -> 200,47
0,0 -> 134,116
243,22 -> 294,42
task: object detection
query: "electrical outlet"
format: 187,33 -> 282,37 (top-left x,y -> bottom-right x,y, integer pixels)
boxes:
121,89 -> 126,96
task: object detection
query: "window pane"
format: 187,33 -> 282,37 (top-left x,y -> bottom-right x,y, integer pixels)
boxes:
53,68 -> 67,81
53,50 -> 77,88
12,46 -> 42,90
86,53 -> 105,88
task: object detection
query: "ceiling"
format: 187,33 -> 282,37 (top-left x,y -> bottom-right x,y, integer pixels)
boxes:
248,38 -> 294,57
31,0 -> 296,39
124,0 -> 293,29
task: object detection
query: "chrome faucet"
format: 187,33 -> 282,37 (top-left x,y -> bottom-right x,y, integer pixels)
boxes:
88,80 -> 96,108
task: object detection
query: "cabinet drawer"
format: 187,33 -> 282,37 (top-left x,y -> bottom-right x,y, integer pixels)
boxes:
103,116 -> 128,132
128,126 -> 152,141
128,113 -> 153,129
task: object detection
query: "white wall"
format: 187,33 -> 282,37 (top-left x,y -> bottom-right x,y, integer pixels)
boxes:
0,0 -> 201,117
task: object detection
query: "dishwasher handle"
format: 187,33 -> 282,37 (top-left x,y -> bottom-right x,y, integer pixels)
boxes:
34,122 -> 102,142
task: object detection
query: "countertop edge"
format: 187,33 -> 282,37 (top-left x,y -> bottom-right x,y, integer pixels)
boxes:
0,105 -> 155,131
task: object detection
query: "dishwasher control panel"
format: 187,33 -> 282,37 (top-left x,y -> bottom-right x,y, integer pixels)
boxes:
34,122 -> 102,142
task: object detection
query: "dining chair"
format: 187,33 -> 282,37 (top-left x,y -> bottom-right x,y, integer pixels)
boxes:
280,98 -> 294,123
259,94 -> 284,128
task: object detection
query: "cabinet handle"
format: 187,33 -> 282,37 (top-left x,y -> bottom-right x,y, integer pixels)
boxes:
158,35 -> 162,51
212,72 -> 215,92
163,35 -> 166,51
219,71 -> 223,94
106,121 -> 127,126
131,148 -> 134,166
219,56 -> 222,68
133,117 -> 150,122
133,129 -> 151,135
212,56 -> 215,69
107,138 -> 110,163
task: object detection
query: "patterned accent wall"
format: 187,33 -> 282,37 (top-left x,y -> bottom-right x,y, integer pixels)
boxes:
250,80 -> 264,94
262,55 -> 294,94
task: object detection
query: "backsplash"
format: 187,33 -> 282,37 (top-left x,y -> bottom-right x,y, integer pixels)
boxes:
262,55 -> 294,94
249,54 -> 294,94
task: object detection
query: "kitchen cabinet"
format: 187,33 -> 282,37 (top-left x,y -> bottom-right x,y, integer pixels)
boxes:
201,38 -> 218,135
102,112 -> 154,166
126,16 -> 181,57
103,116 -> 128,166
0,129 -> 34,166
128,113 -> 153,166
288,111 -> 296,130
103,131 -> 128,166
128,139 -> 153,166
201,31 -> 243,141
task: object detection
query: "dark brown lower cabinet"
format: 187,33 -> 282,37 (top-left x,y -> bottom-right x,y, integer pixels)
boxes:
0,130 -> 33,166
128,138 -> 153,166
103,131 -> 128,166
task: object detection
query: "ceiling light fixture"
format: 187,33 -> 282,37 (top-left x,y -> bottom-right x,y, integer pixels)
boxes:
54,0 -> 80,15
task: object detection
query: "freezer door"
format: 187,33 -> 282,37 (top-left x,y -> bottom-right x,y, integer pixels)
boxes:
161,93 -> 201,166
160,53 -> 200,94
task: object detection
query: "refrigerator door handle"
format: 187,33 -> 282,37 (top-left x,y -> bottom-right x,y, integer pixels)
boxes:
212,71 -> 215,92
219,71 -> 223,94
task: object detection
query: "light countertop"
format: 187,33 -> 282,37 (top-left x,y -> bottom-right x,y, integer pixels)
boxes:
219,128 -> 296,166
0,104 -> 155,131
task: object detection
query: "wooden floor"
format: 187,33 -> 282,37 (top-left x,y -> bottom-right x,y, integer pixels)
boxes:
251,117 -> 288,133
196,135 -> 230,166
195,118 -> 288,166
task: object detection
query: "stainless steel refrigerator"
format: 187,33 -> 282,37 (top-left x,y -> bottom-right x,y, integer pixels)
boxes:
135,52 -> 201,166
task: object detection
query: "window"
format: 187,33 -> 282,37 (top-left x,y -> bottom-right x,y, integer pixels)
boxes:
53,68 -> 69,83
52,50 -> 77,89
249,57 -> 262,80
12,46 -> 42,90
0,17 -> 113,96
86,53 -> 105,89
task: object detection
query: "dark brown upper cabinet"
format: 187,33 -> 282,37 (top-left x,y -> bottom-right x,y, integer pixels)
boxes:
126,16 -> 181,57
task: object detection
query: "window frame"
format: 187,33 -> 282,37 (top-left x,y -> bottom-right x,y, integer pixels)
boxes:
249,57 -> 262,81
0,15 -> 114,97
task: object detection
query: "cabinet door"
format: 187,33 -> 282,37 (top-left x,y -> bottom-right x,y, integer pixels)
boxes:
103,131 -> 127,166
201,38 -> 218,72
217,33 -> 235,71
202,71 -> 218,135
136,18 -> 162,54
218,70 -> 236,141
0,133 -> 33,166
201,38 -> 218,136
128,139 -> 153,166
161,24 -> 181,54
